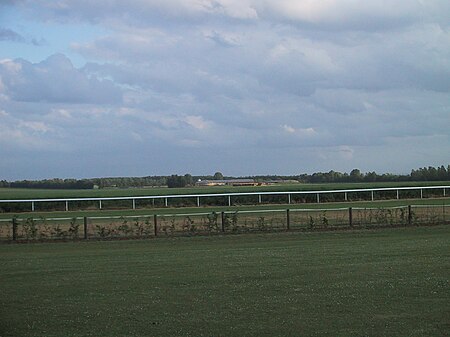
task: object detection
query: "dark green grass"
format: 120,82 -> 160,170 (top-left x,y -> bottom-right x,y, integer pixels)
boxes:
1,226 -> 449,337
1,181 -> 448,200
1,197 -> 448,220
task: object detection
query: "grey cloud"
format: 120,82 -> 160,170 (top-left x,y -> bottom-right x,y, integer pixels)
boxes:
0,28 -> 46,46
2,1 -> 449,178
206,31 -> 241,47
31,37 -> 47,46
0,28 -> 25,42
21,0 -> 450,32
0,54 -> 123,104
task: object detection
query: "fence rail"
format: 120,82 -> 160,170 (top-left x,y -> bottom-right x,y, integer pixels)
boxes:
0,185 -> 449,213
1,204 -> 448,242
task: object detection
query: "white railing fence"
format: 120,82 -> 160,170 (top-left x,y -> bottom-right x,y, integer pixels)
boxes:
0,185 -> 448,213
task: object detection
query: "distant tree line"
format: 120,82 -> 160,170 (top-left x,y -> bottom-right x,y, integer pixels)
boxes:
249,166 -> 450,184
0,176 -> 168,190
0,166 -> 448,189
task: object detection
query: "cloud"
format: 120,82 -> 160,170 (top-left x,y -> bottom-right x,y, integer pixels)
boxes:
184,115 -> 211,130
205,30 -> 241,47
0,54 -> 123,104
282,125 -> 317,137
0,28 -> 47,46
1,1 -> 449,179
0,28 -> 25,42
0,109 -> 57,151
19,0 -> 450,32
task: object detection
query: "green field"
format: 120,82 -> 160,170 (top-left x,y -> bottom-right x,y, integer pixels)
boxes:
1,226 -> 449,337
0,196 -> 448,221
1,181 -> 448,200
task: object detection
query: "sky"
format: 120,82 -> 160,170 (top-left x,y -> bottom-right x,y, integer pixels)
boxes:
0,0 -> 449,180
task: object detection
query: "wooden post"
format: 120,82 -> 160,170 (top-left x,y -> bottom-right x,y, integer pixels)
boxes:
83,217 -> 88,240
349,207 -> 353,227
286,209 -> 290,230
153,214 -> 158,236
12,218 -> 17,241
221,212 -> 225,232
408,205 -> 412,226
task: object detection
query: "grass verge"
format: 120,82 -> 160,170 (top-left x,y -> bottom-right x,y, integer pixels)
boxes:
1,226 -> 449,336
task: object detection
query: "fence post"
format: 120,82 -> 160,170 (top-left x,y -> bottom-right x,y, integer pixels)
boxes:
221,212 -> 225,232
349,207 -> 353,227
83,217 -> 88,240
286,209 -> 290,230
12,218 -> 17,241
443,203 -> 446,225
154,214 -> 158,236
408,205 -> 412,226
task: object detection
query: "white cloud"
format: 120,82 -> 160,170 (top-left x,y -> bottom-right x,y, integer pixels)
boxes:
0,54 -> 123,104
184,115 -> 211,130
282,125 -> 296,133
18,120 -> 52,133
282,125 -> 317,137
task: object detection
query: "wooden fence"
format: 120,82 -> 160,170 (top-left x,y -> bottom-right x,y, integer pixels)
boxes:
0,204 -> 448,242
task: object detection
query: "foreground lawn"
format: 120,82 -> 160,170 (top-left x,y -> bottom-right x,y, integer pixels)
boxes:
0,226 -> 449,337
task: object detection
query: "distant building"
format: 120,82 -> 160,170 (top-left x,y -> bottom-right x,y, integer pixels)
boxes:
196,179 -> 260,187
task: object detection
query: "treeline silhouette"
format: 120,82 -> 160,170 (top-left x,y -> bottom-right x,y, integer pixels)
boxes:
0,165 -> 448,190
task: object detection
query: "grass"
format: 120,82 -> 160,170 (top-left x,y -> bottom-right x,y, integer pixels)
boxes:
1,181 -> 449,200
0,226 -> 449,337
1,196 -> 448,220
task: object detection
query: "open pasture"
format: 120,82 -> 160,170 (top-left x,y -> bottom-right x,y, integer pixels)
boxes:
1,226 -> 449,337
0,195 -> 448,221
1,181 -> 448,200
0,182 -> 449,216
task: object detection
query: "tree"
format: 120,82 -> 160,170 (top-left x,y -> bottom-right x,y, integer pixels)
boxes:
167,175 -> 187,188
350,169 -> 362,182
184,174 -> 193,186
213,172 -> 224,180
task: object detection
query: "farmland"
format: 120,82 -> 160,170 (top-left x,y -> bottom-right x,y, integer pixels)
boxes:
1,226 -> 449,337
0,181 -> 449,216
0,196 -> 449,220
0,181 -> 449,200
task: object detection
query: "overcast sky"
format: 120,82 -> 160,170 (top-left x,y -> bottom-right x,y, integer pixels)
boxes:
1,1 -> 449,180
